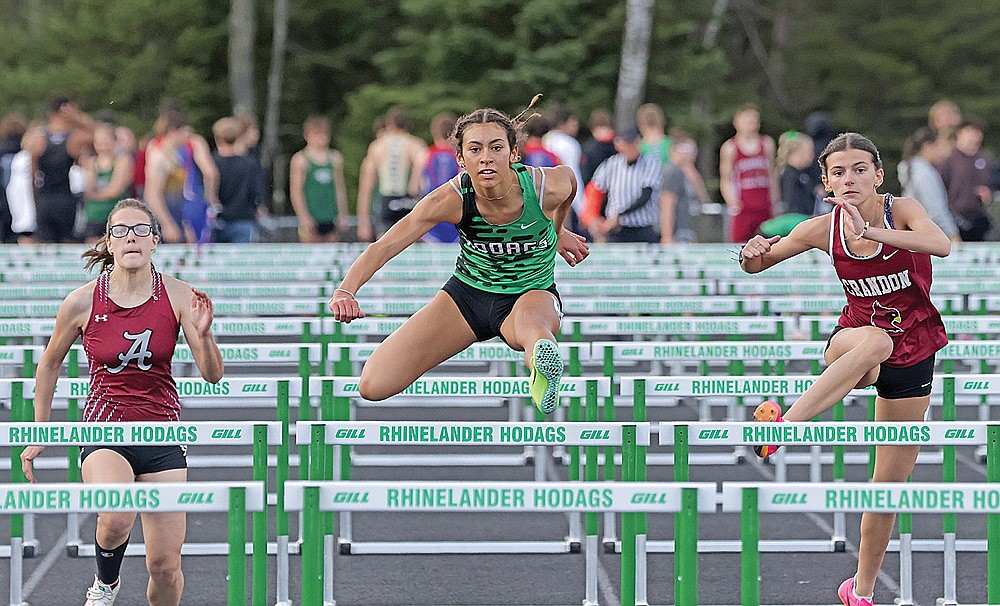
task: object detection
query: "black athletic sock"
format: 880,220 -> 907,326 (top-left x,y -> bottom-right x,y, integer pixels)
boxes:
95,533 -> 130,585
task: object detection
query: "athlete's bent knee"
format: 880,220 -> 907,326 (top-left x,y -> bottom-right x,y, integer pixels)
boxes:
358,375 -> 394,402
857,329 -> 893,366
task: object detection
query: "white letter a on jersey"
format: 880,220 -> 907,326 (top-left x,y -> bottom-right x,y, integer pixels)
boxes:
106,329 -> 154,374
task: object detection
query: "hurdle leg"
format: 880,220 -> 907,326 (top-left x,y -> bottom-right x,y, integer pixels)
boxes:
9,536 -> 25,606
276,381 -> 293,606
324,533 -> 336,606
942,381 -> 958,605
832,401 -> 847,551
898,513 -> 914,606
21,516 -> 35,557
335,394 -> 355,553
66,513 -> 82,555
941,531 -> 957,605
741,487 -> 761,606
275,535 -> 291,606
584,533 -> 598,606
773,447 -> 787,482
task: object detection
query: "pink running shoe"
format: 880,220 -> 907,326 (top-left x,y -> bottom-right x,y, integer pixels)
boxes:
838,577 -> 874,606
752,400 -> 784,458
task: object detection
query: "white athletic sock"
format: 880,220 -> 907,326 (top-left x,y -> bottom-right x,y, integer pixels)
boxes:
853,576 -> 874,600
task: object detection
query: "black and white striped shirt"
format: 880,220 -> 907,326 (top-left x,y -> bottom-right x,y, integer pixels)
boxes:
590,154 -> 663,227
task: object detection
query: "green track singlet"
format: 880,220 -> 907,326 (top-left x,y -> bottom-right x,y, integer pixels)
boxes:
453,164 -> 557,294
304,154 -> 337,222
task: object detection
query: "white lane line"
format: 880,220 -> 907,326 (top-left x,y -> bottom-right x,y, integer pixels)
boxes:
22,518 -> 83,598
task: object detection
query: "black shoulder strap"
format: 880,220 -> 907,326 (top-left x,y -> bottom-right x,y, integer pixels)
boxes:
458,172 -> 478,227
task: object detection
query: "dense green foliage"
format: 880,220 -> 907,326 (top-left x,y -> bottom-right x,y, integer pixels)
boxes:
1,0 -> 996,208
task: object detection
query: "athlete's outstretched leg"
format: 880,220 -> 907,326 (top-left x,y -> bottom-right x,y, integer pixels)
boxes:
754,326 -> 893,458
359,291 -> 477,401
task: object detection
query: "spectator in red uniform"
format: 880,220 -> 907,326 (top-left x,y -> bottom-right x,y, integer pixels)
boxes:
720,104 -> 778,242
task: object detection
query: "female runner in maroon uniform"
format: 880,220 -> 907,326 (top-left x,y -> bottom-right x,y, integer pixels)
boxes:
19,198 -> 223,606
738,133 -> 951,606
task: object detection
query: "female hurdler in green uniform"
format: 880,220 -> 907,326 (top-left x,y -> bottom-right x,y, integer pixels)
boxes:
329,106 -> 589,413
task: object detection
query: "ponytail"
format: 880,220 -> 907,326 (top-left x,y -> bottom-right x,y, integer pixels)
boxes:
81,239 -> 115,273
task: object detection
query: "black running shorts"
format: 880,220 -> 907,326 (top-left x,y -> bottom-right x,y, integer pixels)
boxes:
441,276 -> 562,345
80,445 -> 188,475
826,325 -> 935,399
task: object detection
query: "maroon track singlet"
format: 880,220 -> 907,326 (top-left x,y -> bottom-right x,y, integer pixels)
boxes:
829,194 -> 947,367
82,269 -> 181,421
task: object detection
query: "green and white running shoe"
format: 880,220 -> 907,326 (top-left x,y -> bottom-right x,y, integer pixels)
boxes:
529,339 -> 563,414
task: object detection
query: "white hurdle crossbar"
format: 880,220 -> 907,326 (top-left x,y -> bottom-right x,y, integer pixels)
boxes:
284,480 -> 716,606
2,481 -> 264,606
723,481 -> 1000,606
314,375 -> 611,557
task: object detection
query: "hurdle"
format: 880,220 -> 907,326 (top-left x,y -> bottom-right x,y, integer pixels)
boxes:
294,417 -> 648,605
620,376 -> 997,560
323,342 -> 596,475
307,376 -> 611,553
284,479 -> 716,606
722,478 -> 1000,606
1,481 -> 264,606
660,388 -> 997,604
0,378 -> 298,548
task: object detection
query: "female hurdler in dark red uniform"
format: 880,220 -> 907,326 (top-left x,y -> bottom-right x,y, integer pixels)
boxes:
20,198 -> 223,606
739,133 -> 951,606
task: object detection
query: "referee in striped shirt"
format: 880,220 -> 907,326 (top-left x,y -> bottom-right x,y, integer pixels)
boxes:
583,125 -> 666,243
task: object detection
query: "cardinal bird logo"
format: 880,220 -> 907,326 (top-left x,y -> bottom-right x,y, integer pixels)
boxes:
871,301 -> 904,333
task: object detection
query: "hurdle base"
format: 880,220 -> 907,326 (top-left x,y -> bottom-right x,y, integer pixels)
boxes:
72,540 -> 299,557
568,540 -> 581,553
637,537 -> 988,554
646,539 -> 837,553
339,540 -> 574,555
603,540 -> 616,554
351,453 -> 529,467
0,541 -> 38,559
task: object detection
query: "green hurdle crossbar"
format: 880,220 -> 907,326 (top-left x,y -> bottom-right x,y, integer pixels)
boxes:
286,480 -> 714,606
725,479 -> 1000,606
0,482 -> 264,606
